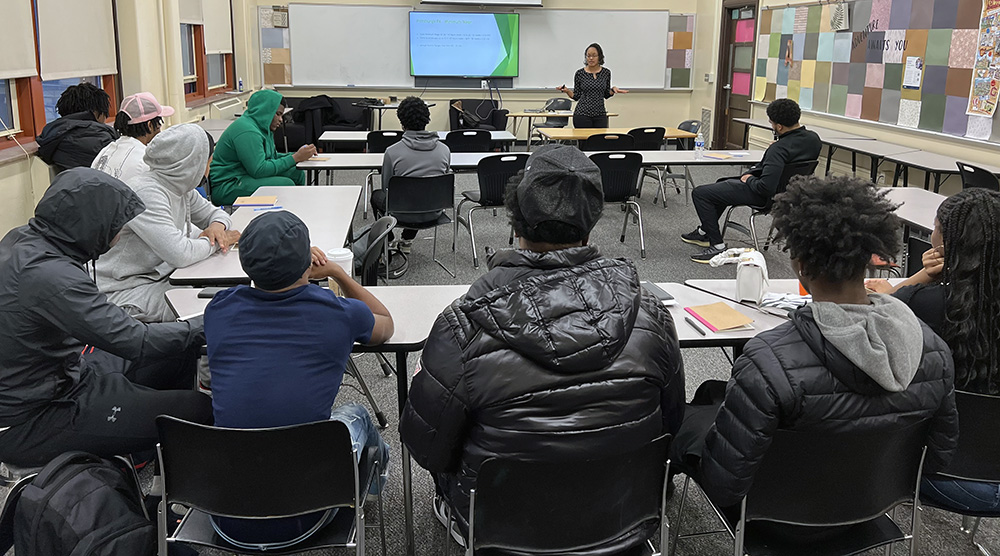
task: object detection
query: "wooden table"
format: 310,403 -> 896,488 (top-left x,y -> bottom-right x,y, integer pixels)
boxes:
886,150 -> 1000,193
506,110 -> 618,136
168,186 -> 362,286
538,127 -> 697,143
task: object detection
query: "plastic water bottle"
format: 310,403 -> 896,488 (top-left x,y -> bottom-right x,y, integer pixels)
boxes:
237,78 -> 244,93
694,131 -> 705,159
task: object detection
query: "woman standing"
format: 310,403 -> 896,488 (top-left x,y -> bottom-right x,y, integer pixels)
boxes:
557,43 -> 628,128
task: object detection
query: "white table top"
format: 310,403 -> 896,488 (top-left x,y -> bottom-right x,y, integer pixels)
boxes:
318,130 -> 516,143
882,186 -> 946,232
656,282 -> 788,344
732,117 -> 874,141
823,137 -> 921,157
883,150 -> 1000,174
169,186 -> 362,286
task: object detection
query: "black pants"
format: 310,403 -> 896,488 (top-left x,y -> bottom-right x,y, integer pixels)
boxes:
0,348 -> 212,467
691,178 -> 769,246
573,114 -> 609,128
370,189 -> 417,241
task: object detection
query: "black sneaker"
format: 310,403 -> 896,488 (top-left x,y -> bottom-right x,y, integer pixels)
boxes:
691,245 -> 726,263
680,229 -> 710,247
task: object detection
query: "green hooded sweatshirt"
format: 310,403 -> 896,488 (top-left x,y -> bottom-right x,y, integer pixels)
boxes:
208,89 -> 301,205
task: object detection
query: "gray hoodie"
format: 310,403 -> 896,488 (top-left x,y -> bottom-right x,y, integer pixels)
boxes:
810,293 -> 924,392
96,124 -> 231,302
381,130 -> 451,186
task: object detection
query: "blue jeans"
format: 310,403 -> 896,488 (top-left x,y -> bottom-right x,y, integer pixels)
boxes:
921,477 -> 1000,514
330,403 -> 390,495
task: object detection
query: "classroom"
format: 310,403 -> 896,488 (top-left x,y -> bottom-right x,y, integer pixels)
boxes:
0,0 -> 999,554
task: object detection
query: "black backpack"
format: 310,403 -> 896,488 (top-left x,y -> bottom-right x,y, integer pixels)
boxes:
13,451 -> 155,556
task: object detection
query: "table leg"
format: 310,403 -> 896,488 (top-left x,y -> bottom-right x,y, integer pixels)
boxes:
743,124 -> 749,149
901,223 -> 912,277
825,145 -> 836,176
892,164 -> 903,187
869,156 -> 880,183
933,172 -> 943,193
395,351 -> 416,555
851,151 -> 857,176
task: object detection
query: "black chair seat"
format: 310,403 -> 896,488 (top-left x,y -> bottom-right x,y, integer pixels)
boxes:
173,507 -> 357,555
395,212 -> 452,230
739,516 -> 904,556
462,190 -> 482,203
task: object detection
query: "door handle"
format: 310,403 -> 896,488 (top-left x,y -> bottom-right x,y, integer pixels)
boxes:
723,84 -> 733,90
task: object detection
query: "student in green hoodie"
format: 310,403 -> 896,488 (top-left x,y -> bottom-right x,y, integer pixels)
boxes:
209,89 -> 317,206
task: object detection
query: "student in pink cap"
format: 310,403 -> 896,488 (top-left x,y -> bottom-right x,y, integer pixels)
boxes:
92,92 -> 174,184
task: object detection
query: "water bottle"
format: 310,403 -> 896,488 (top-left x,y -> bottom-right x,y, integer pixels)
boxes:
237,78 -> 244,93
694,131 -> 705,159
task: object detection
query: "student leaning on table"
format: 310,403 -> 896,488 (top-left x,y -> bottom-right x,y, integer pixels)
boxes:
208,89 -> 317,206
96,124 -> 239,323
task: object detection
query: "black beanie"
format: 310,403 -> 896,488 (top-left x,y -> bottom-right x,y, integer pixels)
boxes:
238,211 -> 312,290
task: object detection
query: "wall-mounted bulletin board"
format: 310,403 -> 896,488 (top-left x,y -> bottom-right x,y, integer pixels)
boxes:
259,5 -> 291,85
667,13 -> 696,88
753,0 -> 1000,142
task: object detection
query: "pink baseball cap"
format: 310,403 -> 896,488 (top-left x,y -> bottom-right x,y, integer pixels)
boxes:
119,92 -> 174,124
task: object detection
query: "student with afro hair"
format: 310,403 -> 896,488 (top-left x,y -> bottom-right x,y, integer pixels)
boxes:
37,82 -> 118,172
370,96 -> 450,253
682,98 -> 822,263
672,176 -> 958,537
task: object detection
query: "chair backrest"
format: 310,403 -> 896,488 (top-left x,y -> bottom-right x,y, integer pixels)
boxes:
580,133 -> 636,152
745,419 -> 930,525
678,119 -> 701,134
386,174 -> 456,221
542,98 -> 572,126
937,391 -> 1000,482
628,127 -> 666,150
470,435 -> 670,553
0,473 -> 36,554
589,152 -> 643,202
760,159 -> 819,211
367,130 -> 403,154
476,153 -> 529,206
449,99 -> 500,130
956,161 -> 1000,191
445,129 -> 492,152
156,416 -> 357,519
358,216 -> 396,287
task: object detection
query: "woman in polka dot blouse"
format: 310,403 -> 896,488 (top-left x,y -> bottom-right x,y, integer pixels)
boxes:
556,43 -> 628,128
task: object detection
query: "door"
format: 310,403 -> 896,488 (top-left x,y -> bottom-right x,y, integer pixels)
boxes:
714,3 -> 758,149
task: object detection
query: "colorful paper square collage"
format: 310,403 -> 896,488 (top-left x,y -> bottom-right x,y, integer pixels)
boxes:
260,7 -> 291,85
754,0 -> 992,139
667,14 -> 696,89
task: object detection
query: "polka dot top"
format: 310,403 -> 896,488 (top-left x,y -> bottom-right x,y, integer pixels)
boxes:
573,67 -> 613,117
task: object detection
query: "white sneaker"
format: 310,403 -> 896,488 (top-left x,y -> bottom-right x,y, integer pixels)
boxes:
432,495 -> 467,548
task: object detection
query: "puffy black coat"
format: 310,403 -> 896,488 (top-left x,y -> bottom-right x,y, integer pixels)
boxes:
36,112 -> 117,172
400,246 -> 684,541
700,307 -> 959,508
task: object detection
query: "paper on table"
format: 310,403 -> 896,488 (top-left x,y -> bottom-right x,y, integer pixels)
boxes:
703,152 -> 733,160
684,302 -> 754,332
232,195 -> 278,207
309,156 -> 330,161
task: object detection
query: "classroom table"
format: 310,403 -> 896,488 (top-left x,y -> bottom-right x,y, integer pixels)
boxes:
318,130 -> 516,151
659,282 -> 789,348
822,138 -> 920,182
686,278 -> 906,305
352,102 -> 437,129
887,150 -> 1000,193
168,186 -> 362,286
731,117 -> 875,148
883,187 -> 945,276
196,119 -> 234,142
505,110 -> 618,136
538,127 -> 697,143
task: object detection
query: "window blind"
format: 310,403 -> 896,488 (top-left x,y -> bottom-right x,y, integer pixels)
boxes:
36,0 -> 117,81
179,0 -> 204,24
203,0 -> 233,55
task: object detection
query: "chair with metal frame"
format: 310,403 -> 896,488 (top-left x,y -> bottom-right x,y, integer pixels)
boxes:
628,127 -> 667,201
956,162 -> 1000,191
455,153 -> 529,268
720,159 -> 818,251
589,152 -> 646,258
919,391 -> 1000,556
671,420 -> 931,556
155,416 -> 386,556
357,131 -> 405,220
580,133 -> 635,152
529,98 -> 572,147
454,434 -> 672,556
444,130 -> 492,153
655,119 -> 703,207
0,472 -> 36,554
386,174 -> 457,277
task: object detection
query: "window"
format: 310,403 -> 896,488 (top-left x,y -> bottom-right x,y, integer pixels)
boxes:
42,76 -> 101,123
182,24 -> 197,80
0,81 -> 15,134
207,54 -> 226,89
181,0 -> 236,105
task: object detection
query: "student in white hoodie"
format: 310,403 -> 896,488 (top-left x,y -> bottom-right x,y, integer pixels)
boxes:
92,92 -> 173,184
96,124 -> 240,322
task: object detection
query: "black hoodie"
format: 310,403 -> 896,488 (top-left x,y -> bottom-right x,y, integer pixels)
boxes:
36,111 -> 117,172
0,168 -> 204,427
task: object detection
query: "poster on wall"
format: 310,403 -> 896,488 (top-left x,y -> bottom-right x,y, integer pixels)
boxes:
903,57 -> 924,89
967,0 -> 1000,116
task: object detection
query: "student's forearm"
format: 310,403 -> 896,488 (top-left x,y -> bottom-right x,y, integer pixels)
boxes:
336,275 -> 391,318
888,268 -> 934,293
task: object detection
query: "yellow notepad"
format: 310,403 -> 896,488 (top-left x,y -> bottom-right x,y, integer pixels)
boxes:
308,155 -> 330,162
232,195 -> 278,207
684,302 -> 754,332
703,152 -> 733,160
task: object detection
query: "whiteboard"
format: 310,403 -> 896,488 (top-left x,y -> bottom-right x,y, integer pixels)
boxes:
289,4 -> 411,88
517,10 -> 669,89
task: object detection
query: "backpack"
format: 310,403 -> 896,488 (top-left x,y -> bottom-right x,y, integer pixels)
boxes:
14,451 -> 155,556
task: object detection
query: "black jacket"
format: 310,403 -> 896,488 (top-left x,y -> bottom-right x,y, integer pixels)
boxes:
36,111 -> 117,172
700,307 -> 958,508
744,126 -> 822,197
0,168 -> 204,427
400,246 -> 685,537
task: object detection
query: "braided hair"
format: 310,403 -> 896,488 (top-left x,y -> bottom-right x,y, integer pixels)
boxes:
113,112 -> 162,138
937,188 -> 1000,393
55,82 -> 111,119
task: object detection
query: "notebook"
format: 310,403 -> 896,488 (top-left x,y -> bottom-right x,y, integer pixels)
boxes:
684,302 -> 754,332
232,195 -> 278,207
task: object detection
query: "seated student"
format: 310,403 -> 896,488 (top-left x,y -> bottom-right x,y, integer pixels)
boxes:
370,96 -> 451,253
204,211 -> 393,550
868,188 -> 1000,512
92,92 -> 173,183
672,176 -> 958,529
209,89 -> 317,206
96,124 -> 238,323
0,168 -> 212,467
37,82 -> 118,172
682,98 -> 822,263
400,145 -> 685,551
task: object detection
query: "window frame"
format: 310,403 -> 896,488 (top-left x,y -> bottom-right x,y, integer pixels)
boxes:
184,24 -> 236,105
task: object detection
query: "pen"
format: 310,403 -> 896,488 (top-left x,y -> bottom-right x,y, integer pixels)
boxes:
685,316 -> 707,336
253,206 -> 284,212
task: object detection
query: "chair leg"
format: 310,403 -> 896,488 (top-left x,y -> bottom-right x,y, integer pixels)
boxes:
909,503 -> 922,556
669,476 -> 691,556
377,489 -> 387,556
357,501 -> 366,556
733,499 -> 748,556
157,497 -> 168,556
347,358 -> 388,428
620,204 -> 630,243
364,172 -> 375,220
376,352 -> 395,377
445,502 -> 455,556
720,206 -> 737,240
468,206 -> 482,268
748,212 -> 760,251
761,223 -> 775,251
628,201 -> 646,258
508,226 -> 515,245
432,225 -> 456,278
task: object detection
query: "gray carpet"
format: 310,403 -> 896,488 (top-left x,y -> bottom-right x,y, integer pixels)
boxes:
3,162 -> 995,555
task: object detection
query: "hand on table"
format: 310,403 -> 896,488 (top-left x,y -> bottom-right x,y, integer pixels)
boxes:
922,246 -> 944,279
200,223 -> 240,253
293,144 -> 318,163
864,279 -> 894,294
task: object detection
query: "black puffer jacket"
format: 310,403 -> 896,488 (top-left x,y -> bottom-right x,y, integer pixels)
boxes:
700,306 -> 959,508
36,111 -> 117,172
400,246 -> 684,540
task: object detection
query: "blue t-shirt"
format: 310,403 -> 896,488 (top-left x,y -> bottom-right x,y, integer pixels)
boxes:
205,284 -> 375,429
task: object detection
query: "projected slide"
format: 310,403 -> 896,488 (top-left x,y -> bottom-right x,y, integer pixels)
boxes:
409,12 -> 519,77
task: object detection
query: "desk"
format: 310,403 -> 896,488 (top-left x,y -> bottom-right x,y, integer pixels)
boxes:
886,151 -> 1000,193
538,127 -> 697,143
318,130 -> 515,148
883,187 -> 945,276
353,102 -> 437,129
505,110 -> 618,136
168,186 -> 362,286
197,119 -> 234,142
732,117 -> 874,148
823,138 -> 919,182
658,282 -> 788,349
